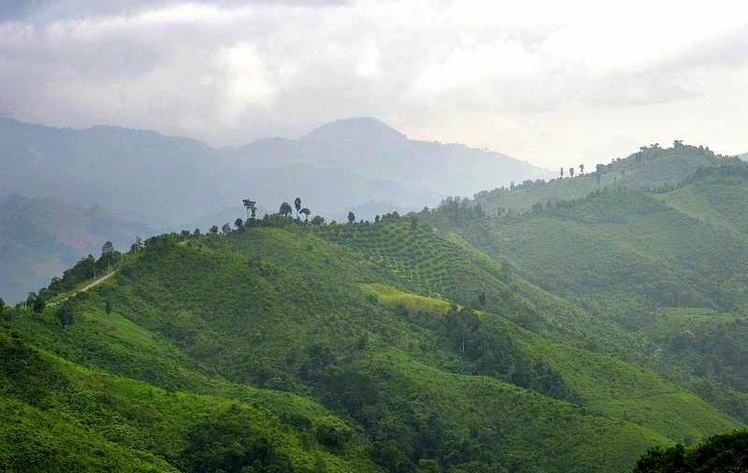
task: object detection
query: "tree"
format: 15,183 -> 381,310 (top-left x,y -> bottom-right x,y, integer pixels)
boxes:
27,292 -> 45,313
87,254 -> 97,278
0,297 -> 5,316
347,211 -> 356,224
130,236 -> 143,253
300,207 -> 311,222
102,241 -> 114,272
221,223 -> 232,234
242,198 -> 257,220
234,218 -> 244,230
579,164 -> 584,175
560,167 -> 564,178
280,202 -> 293,218
294,197 -> 302,217
58,302 -> 74,327
311,215 -> 325,226
568,167 -> 574,178
209,225 -> 218,234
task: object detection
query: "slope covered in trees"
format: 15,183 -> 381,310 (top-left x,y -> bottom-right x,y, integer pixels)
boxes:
422,149 -> 748,424
1,206 -> 742,472
3,142 -> 747,472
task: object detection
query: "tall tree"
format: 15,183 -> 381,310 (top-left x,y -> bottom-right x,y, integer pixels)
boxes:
294,197 -> 302,217
300,207 -> 311,222
560,167 -> 564,178
280,202 -> 293,218
242,199 -> 257,220
102,240 -> 115,272
568,167 -> 574,178
579,164 -> 585,175
347,211 -> 356,224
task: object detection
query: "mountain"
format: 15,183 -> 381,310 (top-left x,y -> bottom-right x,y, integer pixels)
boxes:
1,204 -> 742,472
0,116 -> 549,230
229,117 -> 552,201
0,194 -> 150,303
0,116 -> 549,301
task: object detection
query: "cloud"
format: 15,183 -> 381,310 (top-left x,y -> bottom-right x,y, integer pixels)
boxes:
0,0 -> 747,166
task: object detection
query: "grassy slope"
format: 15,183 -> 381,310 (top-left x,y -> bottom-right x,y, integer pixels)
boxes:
0,330 -> 383,473
2,217 -> 742,472
427,165 -> 748,423
472,143 -> 731,215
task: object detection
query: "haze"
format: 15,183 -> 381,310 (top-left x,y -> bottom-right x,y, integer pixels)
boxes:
1,0 -> 747,168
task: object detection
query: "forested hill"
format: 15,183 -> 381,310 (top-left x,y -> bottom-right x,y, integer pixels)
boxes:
470,142 -> 735,215
3,142 -> 748,472
1,209 -> 742,473
421,158 -> 748,424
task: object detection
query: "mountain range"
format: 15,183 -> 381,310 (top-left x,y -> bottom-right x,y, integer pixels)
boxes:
0,116 -> 549,302
0,116 -> 549,228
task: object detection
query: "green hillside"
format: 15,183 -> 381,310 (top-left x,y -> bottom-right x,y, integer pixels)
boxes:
422,158 -> 748,424
471,142 -> 734,215
2,209 -> 742,472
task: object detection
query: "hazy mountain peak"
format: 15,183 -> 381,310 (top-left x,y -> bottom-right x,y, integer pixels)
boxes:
300,116 -> 407,145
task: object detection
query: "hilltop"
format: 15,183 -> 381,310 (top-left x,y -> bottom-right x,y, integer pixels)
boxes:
0,194 -> 150,303
471,142 -> 732,215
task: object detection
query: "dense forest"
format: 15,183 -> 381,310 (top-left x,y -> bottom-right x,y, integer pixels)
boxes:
1,143 -> 747,472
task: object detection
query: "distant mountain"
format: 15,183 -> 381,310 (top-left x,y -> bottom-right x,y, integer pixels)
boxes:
0,116 -> 549,300
227,117 -> 552,200
0,117 -> 224,228
1,116 -> 549,230
0,194 -> 150,302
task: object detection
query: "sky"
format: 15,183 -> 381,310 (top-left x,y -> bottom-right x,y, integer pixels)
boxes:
1,0 -> 747,170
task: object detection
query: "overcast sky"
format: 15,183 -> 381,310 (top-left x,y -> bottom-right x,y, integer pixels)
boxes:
1,0 -> 747,169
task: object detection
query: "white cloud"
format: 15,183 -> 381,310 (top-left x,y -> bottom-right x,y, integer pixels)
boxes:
0,0 -> 747,166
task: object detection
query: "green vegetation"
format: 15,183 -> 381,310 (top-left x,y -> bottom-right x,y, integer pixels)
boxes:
3,143 -> 748,472
633,429 -> 748,472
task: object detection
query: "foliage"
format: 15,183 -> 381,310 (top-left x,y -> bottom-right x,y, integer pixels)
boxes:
633,429 -> 748,473
4,145 -> 748,473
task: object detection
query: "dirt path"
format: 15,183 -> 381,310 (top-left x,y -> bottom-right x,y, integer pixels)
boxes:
79,270 -> 116,292
48,270 -> 116,307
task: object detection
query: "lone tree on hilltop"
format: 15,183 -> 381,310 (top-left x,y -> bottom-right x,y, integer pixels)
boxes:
300,207 -> 311,222
280,202 -> 293,218
242,198 -> 257,220
347,211 -> 356,224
